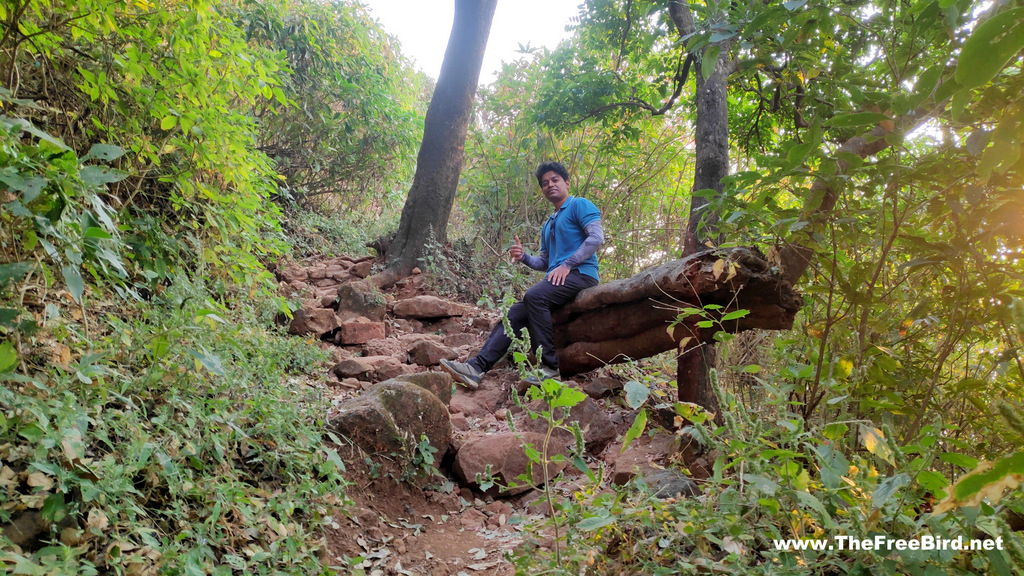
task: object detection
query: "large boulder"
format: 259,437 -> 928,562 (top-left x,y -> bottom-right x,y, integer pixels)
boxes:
288,307 -> 340,336
336,281 -> 386,322
453,432 -> 569,496
392,371 -> 453,406
392,296 -> 464,319
328,381 -> 451,458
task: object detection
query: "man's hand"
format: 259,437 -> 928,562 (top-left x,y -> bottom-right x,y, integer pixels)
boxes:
510,235 -> 524,262
546,264 -> 571,286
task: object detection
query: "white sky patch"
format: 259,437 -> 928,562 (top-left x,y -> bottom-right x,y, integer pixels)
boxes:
357,0 -> 580,84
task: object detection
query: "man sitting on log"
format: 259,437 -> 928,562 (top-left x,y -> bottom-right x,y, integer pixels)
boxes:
441,161 -> 604,388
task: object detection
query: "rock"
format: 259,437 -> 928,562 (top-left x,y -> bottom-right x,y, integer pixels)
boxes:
583,376 -> 624,399
311,278 -> 340,289
459,508 -> 487,531
320,294 -> 338,308
336,281 -> 386,322
449,380 -> 508,418
610,432 -> 679,486
471,317 -> 492,329
278,264 -> 307,284
408,339 -> 456,366
308,265 -> 327,280
444,333 -> 478,347
392,371 -> 453,406
483,501 -> 513,518
337,318 -> 386,345
392,295 -> 464,319
451,412 -> 471,431
518,396 -> 615,454
377,361 -> 416,381
325,265 -> 349,281
411,267 -> 422,275
639,469 -> 700,499
288,307 -> 340,336
453,432 -> 569,496
328,381 -> 451,458
350,260 -> 373,278
332,355 -> 403,382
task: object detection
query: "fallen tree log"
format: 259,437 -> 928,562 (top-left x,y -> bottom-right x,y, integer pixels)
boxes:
552,247 -> 802,378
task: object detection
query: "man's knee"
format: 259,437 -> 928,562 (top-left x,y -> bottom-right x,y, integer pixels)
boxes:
523,285 -> 549,308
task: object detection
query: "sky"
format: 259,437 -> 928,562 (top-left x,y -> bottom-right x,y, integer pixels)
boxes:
356,0 -> 581,84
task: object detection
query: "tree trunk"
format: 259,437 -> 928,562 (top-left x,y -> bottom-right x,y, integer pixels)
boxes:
669,1 -> 731,414
372,0 -> 498,288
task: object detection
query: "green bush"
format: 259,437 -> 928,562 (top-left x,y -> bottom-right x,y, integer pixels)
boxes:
0,279 -> 345,575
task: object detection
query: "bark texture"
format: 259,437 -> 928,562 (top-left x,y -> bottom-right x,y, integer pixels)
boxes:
376,0 -> 498,286
668,1 -> 733,411
551,247 -> 802,376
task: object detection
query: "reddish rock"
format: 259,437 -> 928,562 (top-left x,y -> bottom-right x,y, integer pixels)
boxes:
471,317 -> 492,329
376,361 -> 416,381
319,294 -> 337,308
331,355 -> 402,382
308,266 -> 328,280
336,281 -> 386,322
408,340 -> 456,366
338,319 -> 386,345
449,380 -> 508,418
459,508 -> 487,531
444,333 -> 478,347
278,265 -> 307,284
610,432 -> 679,486
392,296 -> 464,319
392,371 -> 453,405
325,265 -> 349,281
350,261 -> 373,278
454,432 -> 569,496
451,412 -> 471,431
583,376 -> 625,399
328,381 -> 451,458
288,307 -> 340,336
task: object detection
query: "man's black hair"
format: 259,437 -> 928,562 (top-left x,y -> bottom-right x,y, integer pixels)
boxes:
535,162 -> 570,185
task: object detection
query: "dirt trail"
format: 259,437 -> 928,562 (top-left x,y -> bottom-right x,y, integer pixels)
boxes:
275,255 -> 692,574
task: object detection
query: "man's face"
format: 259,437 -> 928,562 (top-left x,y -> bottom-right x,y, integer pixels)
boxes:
539,170 -> 570,207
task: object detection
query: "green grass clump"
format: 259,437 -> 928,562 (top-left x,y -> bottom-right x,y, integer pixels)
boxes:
0,280 -> 346,575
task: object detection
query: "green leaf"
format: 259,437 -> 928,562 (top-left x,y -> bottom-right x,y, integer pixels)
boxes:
721,309 -> 749,321
62,265 -> 84,303
0,262 -> 32,290
624,380 -> 649,409
939,452 -> 979,470
696,320 -> 715,328
955,8 -> 1024,90
830,112 -> 891,127
84,227 -> 114,239
80,166 -> 128,187
82,143 -> 125,162
577,515 -> 618,530
161,116 -> 177,130
872,473 -> 910,509
186,347 -> 225,376
0,340 -> 17,372
573,454 -> 596,483
621,408 -> 647,453
783,0 -> 808,10
701,45 -> 721,81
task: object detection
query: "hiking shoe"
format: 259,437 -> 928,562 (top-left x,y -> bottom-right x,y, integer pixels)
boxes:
524,365 -> 560,385
440,359 -> 482,390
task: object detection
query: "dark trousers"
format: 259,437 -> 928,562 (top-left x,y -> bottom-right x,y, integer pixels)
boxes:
470,270 -> 598,372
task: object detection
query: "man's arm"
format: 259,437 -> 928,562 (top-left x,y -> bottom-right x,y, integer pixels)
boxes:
520,251 -> 549,271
